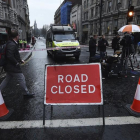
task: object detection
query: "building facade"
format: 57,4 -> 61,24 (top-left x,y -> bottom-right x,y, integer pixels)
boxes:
82,0 -> 140,43
54,1 -> 65,25
0,0 -> 30,42
70,4 -> 82,42
54,0 -> 82,25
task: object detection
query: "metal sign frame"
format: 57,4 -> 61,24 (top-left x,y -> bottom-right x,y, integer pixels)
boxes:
43,63 -> 105,126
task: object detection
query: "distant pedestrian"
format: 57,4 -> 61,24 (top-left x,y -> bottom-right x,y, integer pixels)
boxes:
19,39 -> 22,48
133,33 -> 140,54
23,39 -> 27,49
32,36 -> 35,46
112,34 -> 120,54
0,30 -> 35,97
99,35 -> 109,59
89,34 -> 97,59
120,32 -> 133,60
97,36 -> 102,51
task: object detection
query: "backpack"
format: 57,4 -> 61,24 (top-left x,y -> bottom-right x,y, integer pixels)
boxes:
124,35 -> 132,48
124,35 -> 135,54
0,44 -> 7,67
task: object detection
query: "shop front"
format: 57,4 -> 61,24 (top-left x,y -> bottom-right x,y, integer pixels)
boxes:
0,27 -> 9,45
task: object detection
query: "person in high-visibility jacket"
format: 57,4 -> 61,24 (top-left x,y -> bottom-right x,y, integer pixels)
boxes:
19,39 -> 23,48
23,39 -> 27,48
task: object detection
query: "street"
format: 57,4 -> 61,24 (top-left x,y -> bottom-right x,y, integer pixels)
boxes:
0,39 -> 140,140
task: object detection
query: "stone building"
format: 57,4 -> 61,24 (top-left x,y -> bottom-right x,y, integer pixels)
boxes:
0,0 -> 30,42
70,4 -> 82,42
82,0 -> 140,43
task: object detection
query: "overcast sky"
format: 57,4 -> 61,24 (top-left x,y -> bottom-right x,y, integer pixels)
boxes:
28,0 -> 62,28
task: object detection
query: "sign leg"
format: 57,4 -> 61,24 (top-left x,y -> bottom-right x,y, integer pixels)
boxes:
102,104 -> 105,126
43,104 -> 45,126
51,105 -> 53,119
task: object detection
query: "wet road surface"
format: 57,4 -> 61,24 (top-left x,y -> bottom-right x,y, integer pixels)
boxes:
0,39 -> 140,140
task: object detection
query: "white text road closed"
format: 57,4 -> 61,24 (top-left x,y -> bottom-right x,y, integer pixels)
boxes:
51,74 -> 96,94
45,64 -> 103,105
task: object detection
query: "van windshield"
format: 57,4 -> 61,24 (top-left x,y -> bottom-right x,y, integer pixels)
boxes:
54,33 -> 75,41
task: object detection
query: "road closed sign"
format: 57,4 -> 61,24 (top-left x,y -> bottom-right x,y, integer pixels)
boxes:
44,63 -> 103,105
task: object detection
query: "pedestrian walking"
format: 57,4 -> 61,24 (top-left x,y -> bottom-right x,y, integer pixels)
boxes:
89,34 -> 98,62
112,34 -> 120,54
19,39 -> 22,48
99,35 -> 109,59
23,39 -> 27,49
0,30 -> 35,97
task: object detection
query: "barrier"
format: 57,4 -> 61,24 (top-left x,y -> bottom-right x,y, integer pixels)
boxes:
19,45 -> 88,53
126,78 -> 140,117
43,63 -> 105,126
0,91 -> 14,120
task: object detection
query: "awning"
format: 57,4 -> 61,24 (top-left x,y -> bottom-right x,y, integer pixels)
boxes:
0,28 -> 7,34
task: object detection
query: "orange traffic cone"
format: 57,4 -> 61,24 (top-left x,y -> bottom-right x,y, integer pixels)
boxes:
126,78 -> 140,117
0,91 -> 13,120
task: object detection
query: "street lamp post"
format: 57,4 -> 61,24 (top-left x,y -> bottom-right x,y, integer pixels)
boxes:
99,0 -> 103,36
126,0 -> 132,24
117,0 -> 121,30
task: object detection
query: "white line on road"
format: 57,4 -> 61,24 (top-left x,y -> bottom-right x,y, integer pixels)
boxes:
0,116 -> 140,129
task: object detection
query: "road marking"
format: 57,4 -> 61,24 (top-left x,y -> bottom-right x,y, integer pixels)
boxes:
0,116 -> 140,129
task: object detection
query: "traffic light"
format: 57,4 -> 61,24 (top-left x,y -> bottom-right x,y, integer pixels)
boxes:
127,6 -> 134,22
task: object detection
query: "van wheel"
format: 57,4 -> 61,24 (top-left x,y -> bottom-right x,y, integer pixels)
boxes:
47,51 -> 50,56
75,55 -> 80,60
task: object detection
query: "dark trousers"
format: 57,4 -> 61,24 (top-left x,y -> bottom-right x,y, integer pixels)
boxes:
20,44 -> 22,48
0,72 -> 29,94
90,51 -> 96,57
100,51 -> 105,59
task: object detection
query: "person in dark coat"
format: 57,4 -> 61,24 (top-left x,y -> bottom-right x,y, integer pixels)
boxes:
120,32 -> 133,58
89,34 -> 97,58
0,30 -> 34,96
112,34 -> 120,54
99,35 -> 109,59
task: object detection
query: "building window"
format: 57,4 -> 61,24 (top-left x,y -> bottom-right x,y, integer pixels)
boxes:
108,1 -> 112,13
137,16 -> 140,25
91,0 -> 94,5
84,1 -> 86,9
126,0 -> 129,9
138,0 -> 140,5
91,8 -> 93,18
95,6 -> 98,16
84,12 -> 86,20
84,12 -> 88,20
102,3 -> 104,13
86,12 -> 88,20
13,0 -> 16,8
114,19 -> 118,28
94,23 -> 98,34
105,21 -> 110,34
14,14 -> 16,23
90,24 -> 93,34
87,0 -> 89,8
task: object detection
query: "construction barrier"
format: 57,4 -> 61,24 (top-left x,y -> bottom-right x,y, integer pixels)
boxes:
0,91 -> 14,120
43,63 -> 105,126
126,78 -> 140,117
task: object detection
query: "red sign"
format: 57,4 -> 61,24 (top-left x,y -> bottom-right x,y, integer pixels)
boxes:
45,64 -> 103,105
